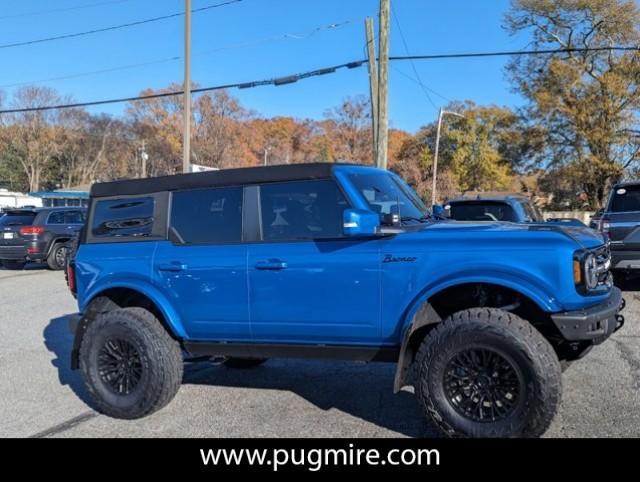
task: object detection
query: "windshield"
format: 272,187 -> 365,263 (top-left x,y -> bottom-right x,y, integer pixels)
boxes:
449,202 -> 517,222
0,211 -> 36,227
609,185 -> 640,213
349,172 -> 428,221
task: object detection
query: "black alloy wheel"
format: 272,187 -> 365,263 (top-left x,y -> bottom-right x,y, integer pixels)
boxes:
97,338 -> 144,395
443,348 -> 523,422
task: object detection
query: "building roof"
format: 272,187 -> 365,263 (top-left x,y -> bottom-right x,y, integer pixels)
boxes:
89,162 -> 361,198
29,191 -> 89,199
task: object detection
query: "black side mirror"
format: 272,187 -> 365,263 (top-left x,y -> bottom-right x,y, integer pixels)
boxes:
381,213 -> 400,226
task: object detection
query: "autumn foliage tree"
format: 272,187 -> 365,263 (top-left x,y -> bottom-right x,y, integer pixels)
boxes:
506,0 -> 640,208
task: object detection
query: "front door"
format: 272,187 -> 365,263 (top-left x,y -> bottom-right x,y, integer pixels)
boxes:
248,180 -> 382,345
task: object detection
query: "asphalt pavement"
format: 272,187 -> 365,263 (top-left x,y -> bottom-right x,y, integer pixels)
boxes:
0,265 -> 638,438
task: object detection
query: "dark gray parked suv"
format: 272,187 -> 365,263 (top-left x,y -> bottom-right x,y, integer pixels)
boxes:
0,207 -> 86,270
590,181 -> 640,272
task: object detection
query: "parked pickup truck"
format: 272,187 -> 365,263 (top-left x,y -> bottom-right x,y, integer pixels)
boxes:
66,163 -> 623,438
591,181 -> 640,272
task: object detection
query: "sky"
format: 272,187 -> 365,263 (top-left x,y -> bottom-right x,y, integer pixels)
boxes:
0,0 -> 529,132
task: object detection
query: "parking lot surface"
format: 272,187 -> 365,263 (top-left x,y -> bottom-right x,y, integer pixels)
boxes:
1,265 -> 639,438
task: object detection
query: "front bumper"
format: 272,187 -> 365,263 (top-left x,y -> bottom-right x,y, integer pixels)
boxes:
551,287 -> 624,344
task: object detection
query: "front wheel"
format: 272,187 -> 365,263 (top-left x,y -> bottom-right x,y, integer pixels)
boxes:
79,307 -> 183,419
414,308 -> 561,438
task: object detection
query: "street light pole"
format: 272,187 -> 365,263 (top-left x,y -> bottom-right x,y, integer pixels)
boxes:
432,108 -> 464,207
182,0 -> 192,174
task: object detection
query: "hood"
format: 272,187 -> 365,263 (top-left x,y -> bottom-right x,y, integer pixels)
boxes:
527,223 -> 605,250
417,220 -> 606,250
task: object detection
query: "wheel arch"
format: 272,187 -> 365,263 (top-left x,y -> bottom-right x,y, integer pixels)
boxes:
393,276 -> 560,393
71,282 -> 186,370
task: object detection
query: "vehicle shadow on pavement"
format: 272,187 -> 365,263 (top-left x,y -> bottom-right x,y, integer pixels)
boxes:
183,359 -> 441,438
44,315 -> 92,405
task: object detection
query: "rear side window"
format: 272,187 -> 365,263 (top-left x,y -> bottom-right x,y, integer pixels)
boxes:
609,186 -> 640,212
47,210 -> 86,225
0,212 -> 36,226
449,202 -> 517,222
170,187 -> 243,244
92,197 -> 155,238
259,180 -> 348,241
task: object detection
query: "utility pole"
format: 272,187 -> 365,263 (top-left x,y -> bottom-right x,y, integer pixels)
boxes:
432,108 -> 464,207
182,0 -> 192,174
365,17 -> 378,164
376,0 -> 390,170
140,141 -> 149,178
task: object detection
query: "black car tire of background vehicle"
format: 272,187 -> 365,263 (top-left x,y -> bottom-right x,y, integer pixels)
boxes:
414,308 -> 562,438
1,260 -> 26,270
79,307 -> 183,419
46,243 -> 68,271
222,357 -> 268,369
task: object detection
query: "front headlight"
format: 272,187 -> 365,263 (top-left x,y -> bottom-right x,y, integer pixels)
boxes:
583,253 -> 599,290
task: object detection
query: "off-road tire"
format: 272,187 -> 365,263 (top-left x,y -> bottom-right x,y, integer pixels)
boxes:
1,260 -> 25,270
79,307 -> 183,419
222,357 -> 268,369
414,308 -> 562,438
46,243 -> 67,270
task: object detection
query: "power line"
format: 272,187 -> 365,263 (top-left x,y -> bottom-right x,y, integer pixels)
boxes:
0,0 -> 243,50
0,19 -> 355,89
389,46 -> 640,61
392,66 -> 450,103
0,0 -> 134,21
0,60 -> 366,114
390,4 -> 439,111
1,46 -> 637,114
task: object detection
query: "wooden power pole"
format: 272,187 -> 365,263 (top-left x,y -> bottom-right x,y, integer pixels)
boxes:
182,0 -> 192,174
376,0 -> 390,170
365,17 -> 379,164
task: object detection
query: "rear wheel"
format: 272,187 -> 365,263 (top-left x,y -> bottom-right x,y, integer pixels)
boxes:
414,308 -> 561,438
1,260 -> 26,270
47,243 -> 68,270
222,357 -> 268,369
79,307 -> 183,419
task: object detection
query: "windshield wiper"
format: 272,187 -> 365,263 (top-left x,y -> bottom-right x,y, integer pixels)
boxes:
401,216 -> 430,224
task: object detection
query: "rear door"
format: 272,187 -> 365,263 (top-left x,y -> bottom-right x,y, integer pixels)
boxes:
606,185 -> 640,249
152,186 -> 250,341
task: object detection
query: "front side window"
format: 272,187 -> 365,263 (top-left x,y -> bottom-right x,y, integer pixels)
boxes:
170,187 -> 243,244
349,172 -> 427,221
260,180 -> 348,242
92,197 -> 154,238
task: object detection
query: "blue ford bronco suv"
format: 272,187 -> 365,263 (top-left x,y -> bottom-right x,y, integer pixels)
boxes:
67,163 -> 624,438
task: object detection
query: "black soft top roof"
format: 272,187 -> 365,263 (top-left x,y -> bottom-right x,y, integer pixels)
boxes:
90,162 -> 345,198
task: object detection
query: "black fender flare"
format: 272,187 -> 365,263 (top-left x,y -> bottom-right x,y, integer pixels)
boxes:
70,296 -> 120,369
393,301 -> 441,393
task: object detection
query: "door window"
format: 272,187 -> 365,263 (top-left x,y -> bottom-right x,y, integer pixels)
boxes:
170,187 -> 243,244
259,180 -> 348,242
